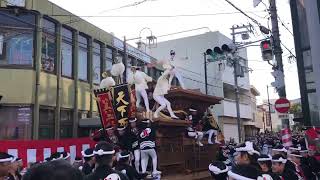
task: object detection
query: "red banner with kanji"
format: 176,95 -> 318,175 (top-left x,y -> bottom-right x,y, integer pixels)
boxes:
94,89 -> 117,129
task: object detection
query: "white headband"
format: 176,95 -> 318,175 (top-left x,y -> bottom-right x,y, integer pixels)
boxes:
208,164 -> 228,174
272,157 -> 287,164
0,157 -> 13,163
129,118 -> 137,123
189,108 -> 197,112
235,142 -> 260,156
63,153 -> 70,160
227,171 -> 256,180
93,149 -> 115,156
118,154 -> 130,159
81,151 -> 94,158
117,126 -> 126,131
289,147 -> 301,151
289,153 -> 302,158
258,155 -> 272,162
272,147 -> 287,153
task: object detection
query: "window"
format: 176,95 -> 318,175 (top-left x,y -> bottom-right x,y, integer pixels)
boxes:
39,108 -> 55,139
93,42 -> 101,84
105,47 -> 113,72
0,106 -> 32,139
78,35 -> 88,81
61,27 -> 73,77
0,12 -> 35,66
60,109 -> 73,139
42,18 -> 56,73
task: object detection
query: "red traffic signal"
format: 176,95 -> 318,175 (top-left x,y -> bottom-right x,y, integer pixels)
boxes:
260,40 -> 273,61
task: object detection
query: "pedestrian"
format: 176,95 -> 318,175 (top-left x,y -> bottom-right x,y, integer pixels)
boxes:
84,141 -> 128,180
22,160 -> 83,180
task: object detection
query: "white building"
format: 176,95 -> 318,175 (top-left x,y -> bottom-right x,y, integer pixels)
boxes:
150,31 -> 256,142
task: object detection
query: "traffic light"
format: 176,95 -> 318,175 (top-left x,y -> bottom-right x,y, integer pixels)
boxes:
260,40 -> 273,61
206,48 -> 219,62
271,69 -> 285,91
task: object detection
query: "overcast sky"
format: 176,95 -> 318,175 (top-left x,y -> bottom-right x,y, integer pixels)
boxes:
49,0 -> 299,104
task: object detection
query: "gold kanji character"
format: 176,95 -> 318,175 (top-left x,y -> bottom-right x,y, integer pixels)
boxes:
116,91 -> 129,105
117,105 -> 127,117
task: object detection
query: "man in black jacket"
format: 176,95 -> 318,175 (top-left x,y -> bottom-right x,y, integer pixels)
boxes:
272,154 -> 299,180
81,148 -> 95,175
115,151 -> 148,180
84,141 -> 128,180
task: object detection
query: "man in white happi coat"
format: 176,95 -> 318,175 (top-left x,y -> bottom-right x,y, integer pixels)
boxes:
128,66 -> 152,112
153,70 -> 178,119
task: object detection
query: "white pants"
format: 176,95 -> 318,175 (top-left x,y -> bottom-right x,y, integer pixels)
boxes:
204,129 -> 217,143
168,68 -> 185,89
188,131 -> 204,143
153,95 -> 176,117
140,149 -> 158,174
133,149 -> 141,172
136,89 -> 150,112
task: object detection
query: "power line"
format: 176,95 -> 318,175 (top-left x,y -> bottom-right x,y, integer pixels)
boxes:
277,17 -> 294,36
98,0 -> 157,14
50,11 -> 265,18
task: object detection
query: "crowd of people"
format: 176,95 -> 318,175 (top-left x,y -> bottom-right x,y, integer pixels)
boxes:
209,131 -> 320,180
0,117 -> 163,180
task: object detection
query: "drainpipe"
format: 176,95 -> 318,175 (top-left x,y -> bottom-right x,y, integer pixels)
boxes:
88,38 -> 93,118
33,14 -> 42,140
73,31 -> 79,137
55,23 -> 62,139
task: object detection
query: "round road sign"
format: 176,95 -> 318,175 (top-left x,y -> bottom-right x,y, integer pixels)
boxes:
275,98 -> 290,113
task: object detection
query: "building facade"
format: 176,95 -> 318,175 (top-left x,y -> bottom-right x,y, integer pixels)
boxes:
0,0 -> 162,140
150,32 -> 255,143
290,0 -> 320,126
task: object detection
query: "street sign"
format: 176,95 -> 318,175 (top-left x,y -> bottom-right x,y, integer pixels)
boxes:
275,98 -> 290,113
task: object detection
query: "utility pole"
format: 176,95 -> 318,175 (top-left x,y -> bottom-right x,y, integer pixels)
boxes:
231,25 -> 242,143
267,85 -> 273,131
204,53 -> 208,95
270,0 -> 286,98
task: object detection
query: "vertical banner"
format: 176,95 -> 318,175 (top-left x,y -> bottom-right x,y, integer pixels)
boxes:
111,84 -> 131,127
128,86 -> 137,118
281,128 -> 292,147
94,88 -> 117,129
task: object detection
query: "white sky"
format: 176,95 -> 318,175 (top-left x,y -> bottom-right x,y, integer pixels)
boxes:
49,0 -> 299,104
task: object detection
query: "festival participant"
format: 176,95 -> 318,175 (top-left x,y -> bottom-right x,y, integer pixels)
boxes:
115,151 -> 148,180
257,154 -> 281,180
233,141 -> 260,170
300,147 -> 320,178
271,154 -> 299,180
152,70 -> 178,119
23,160 -> 83,180
84,141 -> 128,180
128,118 -> 141,173
138,119 -> 161,176
185,126 -> 204,147
81,148 -> 96,175
100,71 -> 115,89
7,156 -> 21,180
272,144 -> 296,172
72,157 -> 83,170
208,161 -> 228,180
202,112 -> 219,144
117,126 -> 131,152
227,164 -> 261,180
128,66 -> 152,113
289,151 -> 316,180
0,153 -> 12,180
